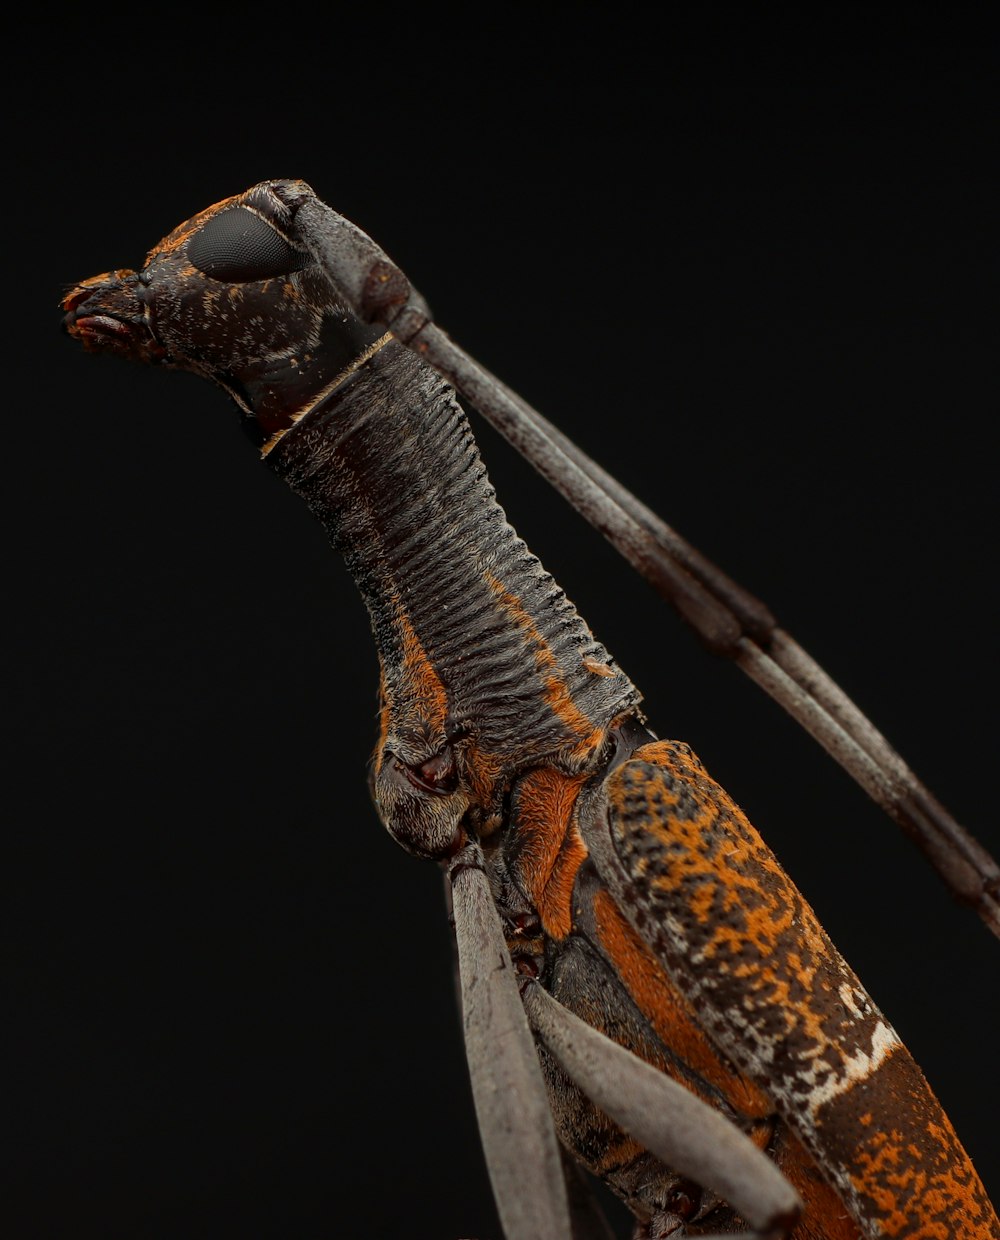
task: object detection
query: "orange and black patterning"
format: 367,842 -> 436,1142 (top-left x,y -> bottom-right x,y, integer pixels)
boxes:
63,180 -> 998,1238
578,739 -> 996,1237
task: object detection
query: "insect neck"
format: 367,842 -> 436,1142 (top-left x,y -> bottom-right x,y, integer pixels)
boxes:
265,338 -> 640,780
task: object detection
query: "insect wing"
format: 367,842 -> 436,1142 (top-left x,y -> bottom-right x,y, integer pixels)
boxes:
578,739 -> 997,1238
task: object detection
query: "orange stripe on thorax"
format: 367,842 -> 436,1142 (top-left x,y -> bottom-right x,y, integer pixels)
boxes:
512,768 -> 589,940
483,569 -> 604,759
374,607 -> 449,773
397,610 -> 448,730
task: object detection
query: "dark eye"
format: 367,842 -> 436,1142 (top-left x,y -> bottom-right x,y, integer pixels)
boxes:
188,207 -> 309,282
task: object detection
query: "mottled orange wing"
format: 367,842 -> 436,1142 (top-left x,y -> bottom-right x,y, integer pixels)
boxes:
581,739 -> 997,1239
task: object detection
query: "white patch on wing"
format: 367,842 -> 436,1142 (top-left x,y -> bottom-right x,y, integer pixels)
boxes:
838,982 -> 871,1018
807,1020 -> 901,1117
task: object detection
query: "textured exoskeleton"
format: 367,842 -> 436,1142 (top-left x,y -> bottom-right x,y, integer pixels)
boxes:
63,180 -> 999,1239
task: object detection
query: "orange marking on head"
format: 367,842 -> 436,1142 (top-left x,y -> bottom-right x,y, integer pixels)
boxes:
61,270 -> 138,310
149,193 -> 242,260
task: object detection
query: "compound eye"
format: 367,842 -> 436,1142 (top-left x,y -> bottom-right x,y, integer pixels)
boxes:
188,207 -> 309,282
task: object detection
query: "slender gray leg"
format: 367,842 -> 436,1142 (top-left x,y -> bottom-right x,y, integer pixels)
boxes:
522,983 -> 801,1239
449,848 -> 572,1240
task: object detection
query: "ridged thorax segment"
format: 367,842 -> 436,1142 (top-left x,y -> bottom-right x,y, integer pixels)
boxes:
267,340 -> 641,806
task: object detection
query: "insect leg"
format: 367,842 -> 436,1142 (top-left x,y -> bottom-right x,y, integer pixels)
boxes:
448,845 -> 572,1240
444,869 -> 618,1240
522,982 -> 802,1239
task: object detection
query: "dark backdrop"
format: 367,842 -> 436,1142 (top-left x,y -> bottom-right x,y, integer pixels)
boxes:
9,11 -> 997,1238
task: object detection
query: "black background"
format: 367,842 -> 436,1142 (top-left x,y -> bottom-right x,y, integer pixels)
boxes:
9,10 -> 998,1238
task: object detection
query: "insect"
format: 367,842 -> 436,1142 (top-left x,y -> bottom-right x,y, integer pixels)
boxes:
62,180 -> 998,1239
